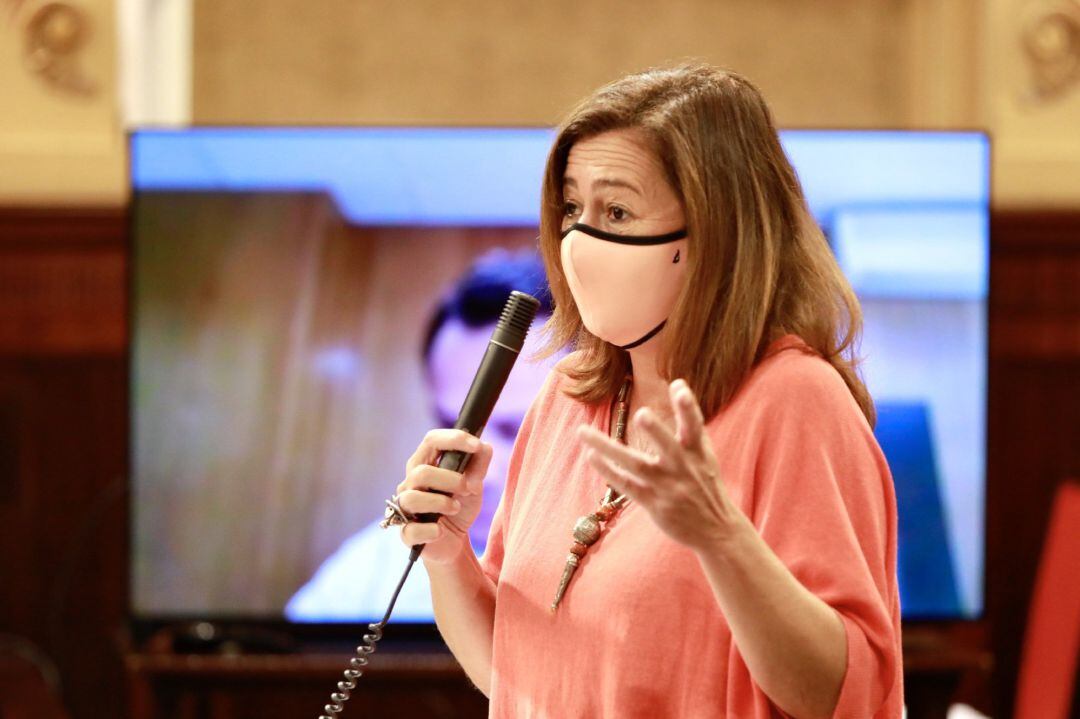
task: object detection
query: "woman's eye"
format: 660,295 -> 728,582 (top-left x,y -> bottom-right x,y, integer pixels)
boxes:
563,201 -> 579,218
608,205 -> 629,222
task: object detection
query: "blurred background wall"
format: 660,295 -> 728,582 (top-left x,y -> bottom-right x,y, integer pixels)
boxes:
1,1 -> 1078,717
3,0 -> 1080,207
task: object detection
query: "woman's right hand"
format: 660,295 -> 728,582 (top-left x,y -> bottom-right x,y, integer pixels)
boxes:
397,428 -> 494,564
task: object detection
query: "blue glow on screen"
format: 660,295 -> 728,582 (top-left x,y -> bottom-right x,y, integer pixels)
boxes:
832,204 -> 988,300
781,131 -> 989,225
132,128 -> 557,226
131,127 -> 989,227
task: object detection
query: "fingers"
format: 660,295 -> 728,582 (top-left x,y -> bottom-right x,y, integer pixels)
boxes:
397,488 -> 461,517
405,428 -> 482,474
631,407 -> 681,466
401,516 -> 469,548
397,462 -> 472,496
397,428 -> 488,551
584,447 -> 649,499
670,378 -> 705,451
401,518 -> 442,546
577,425 -> 658,477
460,442 -> 494,494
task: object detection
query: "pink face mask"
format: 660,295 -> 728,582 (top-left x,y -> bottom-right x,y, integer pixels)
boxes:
560,222 -> 689,349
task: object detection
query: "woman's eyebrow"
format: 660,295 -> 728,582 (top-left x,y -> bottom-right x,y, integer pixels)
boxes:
594,177 -> 642,195
562,175 -> 643,196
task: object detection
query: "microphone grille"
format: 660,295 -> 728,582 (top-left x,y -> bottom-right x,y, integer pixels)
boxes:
493,291 -> 541,352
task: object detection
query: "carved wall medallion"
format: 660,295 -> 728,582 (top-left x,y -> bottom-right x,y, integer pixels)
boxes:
1021,0 -> 1080,101
3,0 -> 98,97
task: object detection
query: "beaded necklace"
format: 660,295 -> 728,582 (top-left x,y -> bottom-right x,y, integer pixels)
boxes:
550,373 -> 634,613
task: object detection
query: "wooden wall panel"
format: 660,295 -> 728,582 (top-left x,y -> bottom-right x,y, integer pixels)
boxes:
0,208 -> 126,354
0,356 -> 128,719
0,207 -> 128,718
986,211 -> 1080,716
192,0 -> 910,129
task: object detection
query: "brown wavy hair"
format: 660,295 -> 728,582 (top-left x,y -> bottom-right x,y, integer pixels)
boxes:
528,63 -> 875,426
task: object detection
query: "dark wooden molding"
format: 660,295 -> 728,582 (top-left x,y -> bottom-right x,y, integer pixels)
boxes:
990,210 -> 1080,362
0,206 -> 128,355
0,206 -> 127,248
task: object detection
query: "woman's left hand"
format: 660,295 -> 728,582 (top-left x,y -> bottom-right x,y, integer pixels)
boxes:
577,378 -> 743,552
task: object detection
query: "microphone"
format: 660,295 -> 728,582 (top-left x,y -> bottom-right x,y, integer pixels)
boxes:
318,291 -> 540,717
410,290 -> 541,560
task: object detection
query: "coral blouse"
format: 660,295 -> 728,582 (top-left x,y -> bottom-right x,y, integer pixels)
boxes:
477,335 -> 903,718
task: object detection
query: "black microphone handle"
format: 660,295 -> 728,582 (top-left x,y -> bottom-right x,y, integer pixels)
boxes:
409,345 -> 518,560
410,292 -> 539,559
430,339 -> 521,485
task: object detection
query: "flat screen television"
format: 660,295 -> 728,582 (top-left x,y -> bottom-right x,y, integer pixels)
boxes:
130,127 -> 989,631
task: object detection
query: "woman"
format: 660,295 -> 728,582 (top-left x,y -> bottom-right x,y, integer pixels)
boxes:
394,64 -> 902,718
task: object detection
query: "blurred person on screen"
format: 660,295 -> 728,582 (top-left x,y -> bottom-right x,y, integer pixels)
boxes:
285,248 -> 557,621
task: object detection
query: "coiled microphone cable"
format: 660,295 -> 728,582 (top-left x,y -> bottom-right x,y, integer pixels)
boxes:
317,548 -> 420,718
316,291 -> 540,717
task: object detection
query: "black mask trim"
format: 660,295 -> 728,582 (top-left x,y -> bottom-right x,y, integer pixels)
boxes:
560,222 -> 687,246
618,319 -> 667,350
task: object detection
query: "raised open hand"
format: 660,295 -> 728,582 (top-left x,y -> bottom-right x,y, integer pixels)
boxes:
577,378 -> 740,551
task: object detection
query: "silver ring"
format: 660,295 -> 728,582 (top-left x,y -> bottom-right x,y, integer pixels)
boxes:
379,493 -> 414,529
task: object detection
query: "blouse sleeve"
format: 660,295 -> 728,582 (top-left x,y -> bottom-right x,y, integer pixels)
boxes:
748,356 -> 903,718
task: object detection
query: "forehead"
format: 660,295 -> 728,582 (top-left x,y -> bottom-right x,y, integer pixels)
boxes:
563,128 -> 665,189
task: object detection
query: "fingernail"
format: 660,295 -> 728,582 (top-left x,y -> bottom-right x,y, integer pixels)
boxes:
451,499 -> 461,512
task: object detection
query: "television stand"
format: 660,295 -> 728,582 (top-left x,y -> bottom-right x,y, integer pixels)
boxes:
123,628 -> 488,719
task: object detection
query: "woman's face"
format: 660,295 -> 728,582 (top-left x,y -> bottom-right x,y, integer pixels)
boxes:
559,128 -> 689,349
561,128 -> 685,236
